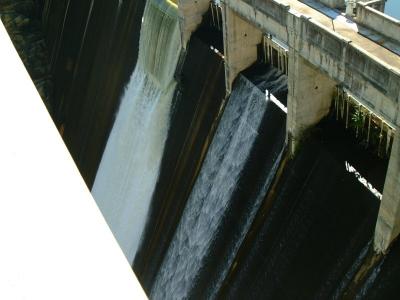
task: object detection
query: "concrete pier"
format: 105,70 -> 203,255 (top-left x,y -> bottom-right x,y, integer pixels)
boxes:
375,127 -> 400,253
178,0 -> 210,47
287,53 -> 336,154
222,6 -> 262,93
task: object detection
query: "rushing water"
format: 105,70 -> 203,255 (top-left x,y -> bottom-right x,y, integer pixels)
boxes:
91,0 -> 181,264
133,35 -> 226,292
151,68 -> 287,299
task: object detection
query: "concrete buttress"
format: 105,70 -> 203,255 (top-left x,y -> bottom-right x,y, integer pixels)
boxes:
286,52 -> 336,155
178,0 -> 210,48
222,5 -> 262,94
375,123 -> 400,253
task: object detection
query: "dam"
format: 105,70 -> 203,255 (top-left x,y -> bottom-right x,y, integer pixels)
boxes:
1,0 -> 400,298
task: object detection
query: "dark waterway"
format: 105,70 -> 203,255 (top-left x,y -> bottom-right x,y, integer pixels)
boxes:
356,235 -> 400,299
220,117 -> 382,299
133,33 -> 226,292
150,62 -> 287,299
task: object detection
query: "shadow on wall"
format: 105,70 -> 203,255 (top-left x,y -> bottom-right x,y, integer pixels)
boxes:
42,0 -> 146,187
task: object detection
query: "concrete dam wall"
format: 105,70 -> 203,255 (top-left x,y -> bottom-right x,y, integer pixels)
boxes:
3,0 -> 400,298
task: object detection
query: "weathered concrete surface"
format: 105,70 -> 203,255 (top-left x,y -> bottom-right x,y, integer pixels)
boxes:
287,53 -> 336,154
375,128 -> 400,253
222,5 -> 262,92
178,0 -> 209,47
362,0 -> 386,12
356,2 -> 400,43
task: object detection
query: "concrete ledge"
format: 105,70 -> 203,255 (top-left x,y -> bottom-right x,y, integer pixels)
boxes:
240,0 -> 289,25
356,2 -> 400,43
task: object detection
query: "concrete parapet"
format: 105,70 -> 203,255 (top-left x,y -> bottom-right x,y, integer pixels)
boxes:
225,0 -> 288,42
361,0 -> 385,12
178,0 -> 210,48
317,0 -> 345,9
344,43 -> 400,127
287,53 -> 336,154
222,5 -> 262,93
356,2 -> 400,43
240,0 -> 290,26
375,128 -> 400,253
225,0 -> 400,120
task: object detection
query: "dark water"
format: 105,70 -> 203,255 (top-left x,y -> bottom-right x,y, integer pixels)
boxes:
221,118 -> 382,299
194,6 -> 224,53
133,34 -> 226,293
150,62 -> 287,299
357,236 -> 400,299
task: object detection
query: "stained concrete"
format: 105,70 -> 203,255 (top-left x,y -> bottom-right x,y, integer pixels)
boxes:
375,128 -> 400,253
222,6 -> 262,93
178,0 -> 209,47
287,53 -> 336,154
356,1 -> 400,43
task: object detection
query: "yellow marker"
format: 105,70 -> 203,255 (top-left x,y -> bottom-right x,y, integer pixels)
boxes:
166,0 -> 178,8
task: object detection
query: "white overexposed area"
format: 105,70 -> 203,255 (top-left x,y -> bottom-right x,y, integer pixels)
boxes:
0,21 -> 147,300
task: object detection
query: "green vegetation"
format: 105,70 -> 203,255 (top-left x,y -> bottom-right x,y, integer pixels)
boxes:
332,88 -> 393,158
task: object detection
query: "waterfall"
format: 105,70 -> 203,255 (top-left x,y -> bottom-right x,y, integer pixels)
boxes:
151,74 -> 286,299
91,0 -> 181,264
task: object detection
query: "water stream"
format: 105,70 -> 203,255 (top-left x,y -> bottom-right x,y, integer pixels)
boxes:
91,0 -> 181,264
151,69 -> 287,299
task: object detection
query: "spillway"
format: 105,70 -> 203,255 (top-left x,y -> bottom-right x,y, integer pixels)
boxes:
151,68 -> 287,299
91,0 -> 181,264
221,118 -> 382,299
133,34 -> 226,292
3,0 -> 400,298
